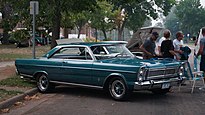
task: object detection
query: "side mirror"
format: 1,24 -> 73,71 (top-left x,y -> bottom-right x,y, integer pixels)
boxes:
46,54 -> 49,58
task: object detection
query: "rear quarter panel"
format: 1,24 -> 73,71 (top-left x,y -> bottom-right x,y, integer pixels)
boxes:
15,58 -> 63,80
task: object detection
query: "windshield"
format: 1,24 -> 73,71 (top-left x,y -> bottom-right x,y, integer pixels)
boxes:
90,44 -> 135,60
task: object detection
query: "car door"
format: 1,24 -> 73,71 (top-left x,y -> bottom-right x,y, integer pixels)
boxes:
60,46 -> 94,84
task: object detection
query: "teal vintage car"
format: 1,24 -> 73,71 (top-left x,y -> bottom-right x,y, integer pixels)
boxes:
15,41 -> 185,100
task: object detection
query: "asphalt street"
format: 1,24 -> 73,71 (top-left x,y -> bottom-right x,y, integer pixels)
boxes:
3,85 -> 205,115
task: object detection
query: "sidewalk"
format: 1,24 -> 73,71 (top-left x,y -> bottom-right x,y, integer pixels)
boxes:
0,61 -> 14,68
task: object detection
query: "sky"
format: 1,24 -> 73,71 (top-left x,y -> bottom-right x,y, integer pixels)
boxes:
201,0 -> 205,6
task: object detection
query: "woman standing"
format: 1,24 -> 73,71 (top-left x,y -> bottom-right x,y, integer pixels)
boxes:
161,30 -> 179,60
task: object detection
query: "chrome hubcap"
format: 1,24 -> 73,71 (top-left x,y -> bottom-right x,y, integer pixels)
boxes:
38,75 -> 48,91
111,80 -> 125,98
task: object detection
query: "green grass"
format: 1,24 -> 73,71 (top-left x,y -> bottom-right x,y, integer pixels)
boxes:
0,75 -> 35,88
0,89 -> 23,102
0,44 -> 50,61
0,53 -> 32,61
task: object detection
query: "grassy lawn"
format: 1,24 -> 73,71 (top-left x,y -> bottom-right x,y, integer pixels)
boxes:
0,75 -> 35,88
0,89 -> 23,102
0,75 -> 35,102
0,44 -> 50,62
0,44 -> 41,103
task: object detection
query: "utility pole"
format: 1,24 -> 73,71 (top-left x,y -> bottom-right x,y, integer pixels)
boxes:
30,1 -> 39,59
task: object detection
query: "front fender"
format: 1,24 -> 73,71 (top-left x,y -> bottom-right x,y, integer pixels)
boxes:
103,73 -> 128,89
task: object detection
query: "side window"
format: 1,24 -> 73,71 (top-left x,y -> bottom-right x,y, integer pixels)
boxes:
91,46 -> 106,54
51,47 -> 92,60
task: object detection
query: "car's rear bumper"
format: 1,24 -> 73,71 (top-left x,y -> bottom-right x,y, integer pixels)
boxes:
134,76 -> 186,90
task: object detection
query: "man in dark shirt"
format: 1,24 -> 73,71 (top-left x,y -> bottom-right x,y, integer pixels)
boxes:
140,32 -> 159,59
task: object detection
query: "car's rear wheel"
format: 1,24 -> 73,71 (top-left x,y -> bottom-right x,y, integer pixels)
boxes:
109,78 -> 129,100
37,74 -> 54,93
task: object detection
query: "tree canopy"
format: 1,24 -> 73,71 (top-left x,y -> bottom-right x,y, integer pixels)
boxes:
108,0 -> 176,40
165,0 -> 205,36
0,0 -> 176,46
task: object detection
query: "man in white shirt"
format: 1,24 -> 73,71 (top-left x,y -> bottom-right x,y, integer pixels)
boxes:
173,31 -> 184,60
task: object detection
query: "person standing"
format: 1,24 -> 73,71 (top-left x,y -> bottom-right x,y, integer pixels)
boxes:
160,30 -> 179,59
196,27 -> 205,81
173,31 -> 184,60
140,32 -> 159,59
157,30 -> 167,56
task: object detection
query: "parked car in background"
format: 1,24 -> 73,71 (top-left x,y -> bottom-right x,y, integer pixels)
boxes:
15,41 -> 185,100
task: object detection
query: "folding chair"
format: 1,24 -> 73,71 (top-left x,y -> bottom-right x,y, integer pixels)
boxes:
178,57 -> 205,93
190,71 -> 205,93
190,55 -> 205,93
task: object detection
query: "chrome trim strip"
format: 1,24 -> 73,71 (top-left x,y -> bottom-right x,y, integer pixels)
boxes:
134,77 -> 184,90
17,64 -> 137,74
135,77 -> 180,85
50,81 -> 103,89
20,73 -> 33,78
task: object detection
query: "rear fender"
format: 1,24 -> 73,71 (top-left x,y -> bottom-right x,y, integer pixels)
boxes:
33,71 -> 48,80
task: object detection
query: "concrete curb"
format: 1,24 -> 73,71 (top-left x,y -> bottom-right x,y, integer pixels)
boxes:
0,88 -> 38,109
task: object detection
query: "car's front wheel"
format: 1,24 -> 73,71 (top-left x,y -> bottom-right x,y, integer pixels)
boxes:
109,78 -> 130,100
37,74 -> 54,93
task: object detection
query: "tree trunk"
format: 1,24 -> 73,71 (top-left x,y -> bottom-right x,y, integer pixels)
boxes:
77,26 -> 82,39
118,18 -> 126,41
51,1 -> 61,49
95,28 -> 98,42
102,29 -> 107,40
2,32 -> 9,44
1,3 -> 12,44
118,27 -> 123,41
63,28 -> 68,38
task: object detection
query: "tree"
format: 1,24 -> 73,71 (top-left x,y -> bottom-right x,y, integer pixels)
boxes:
0,0 -> 97,48
42,0 -> 97,48
71,11 -> 89,39
89,0 -> 117,40
142,19 -> 152,27
175,0 -> 205,35
164,6 -> 180,36
0,0 -> 20,44
108,0 -> 176,40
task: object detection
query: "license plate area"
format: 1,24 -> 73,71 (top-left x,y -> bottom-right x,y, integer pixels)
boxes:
162,83 -> 170,89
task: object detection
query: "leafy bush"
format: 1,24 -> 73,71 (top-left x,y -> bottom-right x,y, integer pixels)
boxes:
9,30 -> 30,42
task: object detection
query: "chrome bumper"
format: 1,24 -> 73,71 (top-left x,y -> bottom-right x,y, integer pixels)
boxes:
134,76 -> 186,90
